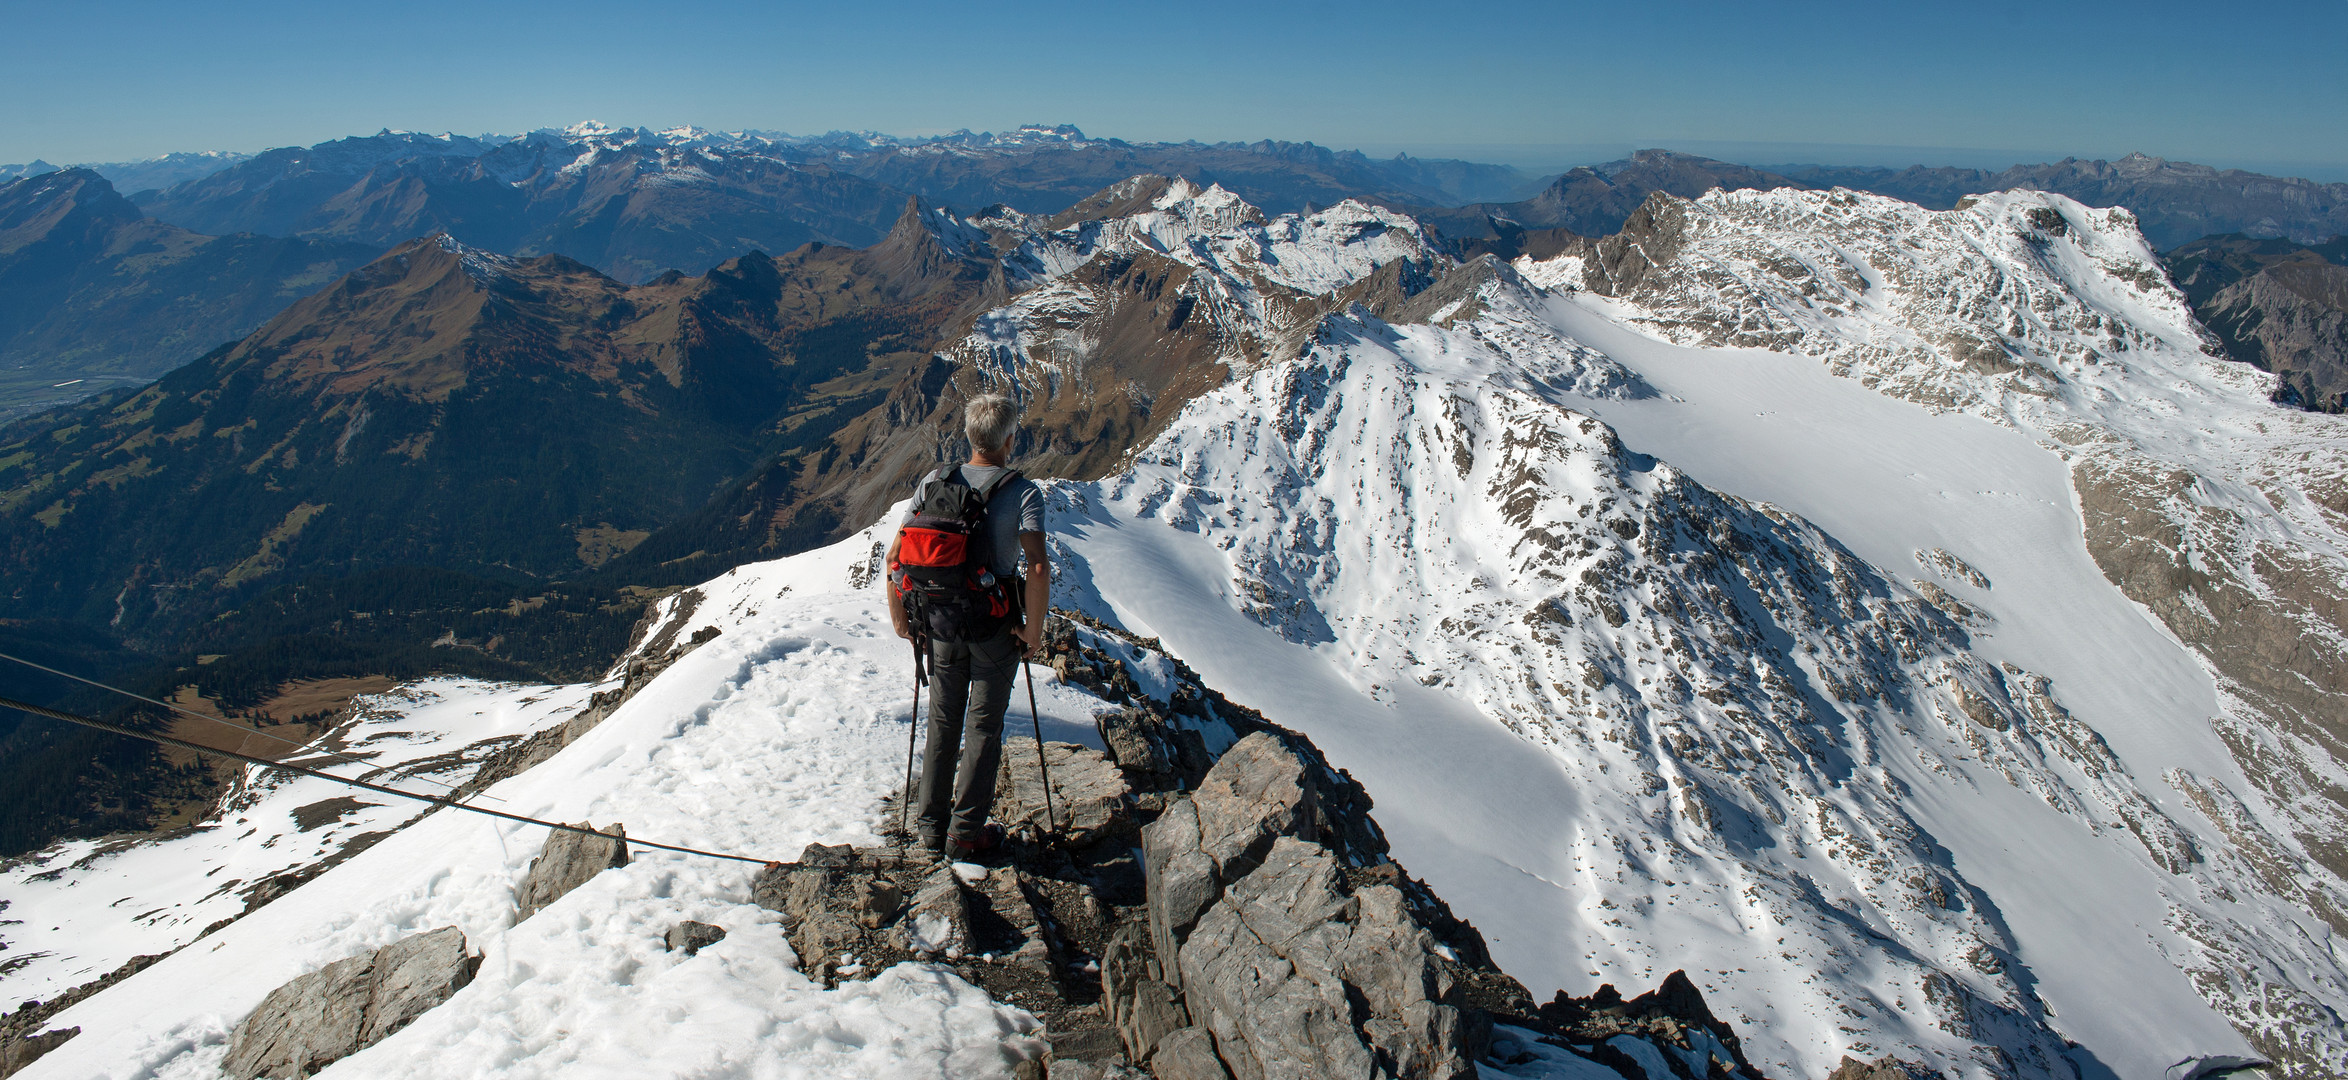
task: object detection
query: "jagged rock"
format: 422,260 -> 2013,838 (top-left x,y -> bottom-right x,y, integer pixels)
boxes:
1142,732 -> 1342,983
801,842 -> 856,866
1540,970 -> 1758,1079
0,951 -> 167,1078
515,822 -> 628,920
0,1027 -> 79,1078
996,737 -> 1135,846
1177,837 -> 1479,1080
1040,1026 -> 1130,1077
1096,707 -> 1174,778
849,877 -> 907,929
1149,1027 -> 1231,1080
223,927 -> 477,1080
1142,798 -> 1222,973
1100,923 -> 1156,1058
894,861 -> 971,957
360,928 -> 479,1046
743,842 -> 1057,981
664,921 -> 726,956
1826,1054 -> 1939,1080
1189,733 -> 1317,873
968,863 -> 1056,974
223,954 -> 373,1078
753,845 -> 916,970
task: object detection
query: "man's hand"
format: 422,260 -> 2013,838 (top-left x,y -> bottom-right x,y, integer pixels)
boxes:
1011,619 -> 1041,658
894,618 -> 915,642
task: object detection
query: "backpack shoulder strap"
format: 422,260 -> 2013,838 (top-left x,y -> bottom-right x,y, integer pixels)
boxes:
970,468 -> 1023,503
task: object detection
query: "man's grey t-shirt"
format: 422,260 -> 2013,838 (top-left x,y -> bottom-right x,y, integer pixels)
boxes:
902,464 -> 1045,579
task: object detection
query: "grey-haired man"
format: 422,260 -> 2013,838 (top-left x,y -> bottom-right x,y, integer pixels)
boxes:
886,394 -> 1049,858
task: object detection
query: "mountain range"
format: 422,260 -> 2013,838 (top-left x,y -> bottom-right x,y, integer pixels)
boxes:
5,122 -> 2348,1078
0,169 -> 375,416
10,125 -> 2348,422
3,173 -> 2347,1079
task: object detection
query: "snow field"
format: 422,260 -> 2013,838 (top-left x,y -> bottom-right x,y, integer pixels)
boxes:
16,529 -> 1125,1079
0,680 -> 595,1006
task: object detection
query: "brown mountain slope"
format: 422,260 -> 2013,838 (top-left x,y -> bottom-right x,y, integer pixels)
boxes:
0,200 -> 1005,641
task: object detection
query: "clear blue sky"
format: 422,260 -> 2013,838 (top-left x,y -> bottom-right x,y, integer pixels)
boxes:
4,0 -> 2343,176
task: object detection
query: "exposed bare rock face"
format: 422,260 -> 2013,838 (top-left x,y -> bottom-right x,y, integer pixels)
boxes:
1824,1054 -> 1939,1080
515,821 -> 628,921
1537,972 -> 1765,1079
2167,234 -> 2348,412
995,736 -> 1135,846
221,926 -> 479,1079
0,953 -> 167,1078
1139,734 -> 1488,1080
2199,263 -> 2348,410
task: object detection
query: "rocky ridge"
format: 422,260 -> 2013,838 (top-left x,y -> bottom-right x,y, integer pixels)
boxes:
1784,154 -> 2348,249
731,613 -> 1774,1080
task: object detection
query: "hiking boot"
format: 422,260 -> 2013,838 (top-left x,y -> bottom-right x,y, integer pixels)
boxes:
948,822 -> 1008,863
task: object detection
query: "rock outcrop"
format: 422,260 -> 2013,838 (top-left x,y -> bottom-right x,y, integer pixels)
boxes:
0,952 -> 168,1077
1126,733 -> 1485,1079
222,926 -> 478,1080
1825,1055 -> 1938,1080
515,822 -> 629,921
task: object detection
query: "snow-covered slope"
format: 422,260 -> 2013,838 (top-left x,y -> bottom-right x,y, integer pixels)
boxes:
0,681 -> 590,1006
985,185 -> 2348,1076
9,540 -> 1101,1078
1032,311 -> 2338,1078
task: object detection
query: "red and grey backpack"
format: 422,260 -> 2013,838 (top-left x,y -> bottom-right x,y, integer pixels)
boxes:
893,467 -> 1021,643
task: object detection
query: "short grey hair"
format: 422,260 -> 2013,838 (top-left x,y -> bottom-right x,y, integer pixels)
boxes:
964,393 -> 1019,454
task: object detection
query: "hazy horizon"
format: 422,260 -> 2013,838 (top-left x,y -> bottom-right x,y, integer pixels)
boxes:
9,127 -> 2348,189
4,0 -> 2339,182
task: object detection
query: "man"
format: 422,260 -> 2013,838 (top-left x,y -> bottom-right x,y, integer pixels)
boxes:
887,393 -> 1049,859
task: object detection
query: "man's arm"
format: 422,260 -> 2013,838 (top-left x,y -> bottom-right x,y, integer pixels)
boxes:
885,534 -> 911,640
1014,531 -> 1050,657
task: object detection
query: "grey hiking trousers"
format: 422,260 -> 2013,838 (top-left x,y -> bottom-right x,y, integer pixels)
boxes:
913,631 -> 1021,847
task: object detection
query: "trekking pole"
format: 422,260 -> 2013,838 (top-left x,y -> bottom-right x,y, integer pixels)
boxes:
901,635 -> 927,842
1022,653 -> 1056,837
